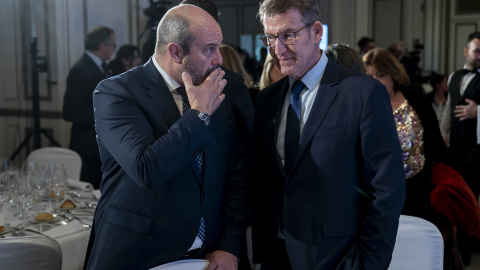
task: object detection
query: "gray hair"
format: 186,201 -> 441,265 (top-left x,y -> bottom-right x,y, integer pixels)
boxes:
155,13 -> 193,55
258,0 -> 322,26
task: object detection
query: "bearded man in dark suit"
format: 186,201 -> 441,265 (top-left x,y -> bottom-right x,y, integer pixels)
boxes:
85,5 -> 249,270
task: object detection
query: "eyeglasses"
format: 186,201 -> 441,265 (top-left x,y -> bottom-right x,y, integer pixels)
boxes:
259,24 -> 312,48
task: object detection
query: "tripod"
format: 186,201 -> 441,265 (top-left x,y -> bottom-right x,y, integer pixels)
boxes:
10,37 -> 60,161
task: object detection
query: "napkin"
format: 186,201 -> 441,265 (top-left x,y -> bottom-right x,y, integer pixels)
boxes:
93,189 -> 101,200
43,219 -> 87,239
67,179 -> 93,190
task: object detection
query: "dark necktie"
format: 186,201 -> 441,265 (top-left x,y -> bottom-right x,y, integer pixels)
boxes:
284,80 -> 305,174
177,87 -> 206,242
101,62 -> 110,78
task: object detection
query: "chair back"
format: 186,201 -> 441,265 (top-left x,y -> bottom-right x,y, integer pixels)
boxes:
0,235 -> 62,270
389,215 -> 443,270
27,147 -> 82,180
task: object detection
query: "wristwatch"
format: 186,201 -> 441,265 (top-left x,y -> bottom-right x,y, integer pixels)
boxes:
197,111 -> 211,126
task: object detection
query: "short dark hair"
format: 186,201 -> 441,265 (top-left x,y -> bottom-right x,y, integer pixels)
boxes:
180,0 -> 219,21
357,37 -> 374,48
429,72 -> 445,90
466,31 -> 480,47
258,0 -> 322,26
84,26 -> 114,51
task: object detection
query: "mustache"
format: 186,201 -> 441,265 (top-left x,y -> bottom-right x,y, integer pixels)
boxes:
205,65 -> 221,76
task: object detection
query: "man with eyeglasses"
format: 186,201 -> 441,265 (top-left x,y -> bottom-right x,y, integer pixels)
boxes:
63,25 -> 116,189
251,0 -> 405,269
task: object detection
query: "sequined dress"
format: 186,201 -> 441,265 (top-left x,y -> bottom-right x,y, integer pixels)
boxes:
393,100 -> 425,179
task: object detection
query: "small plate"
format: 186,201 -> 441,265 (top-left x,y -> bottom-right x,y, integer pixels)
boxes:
30,214 -> 60,224
0,223 -> 11,235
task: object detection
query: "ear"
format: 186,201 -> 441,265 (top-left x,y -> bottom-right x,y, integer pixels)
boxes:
167,43 -> 184,64
311,21 -> 323,43
463,46 -> 468,57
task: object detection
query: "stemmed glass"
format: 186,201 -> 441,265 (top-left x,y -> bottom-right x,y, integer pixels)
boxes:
49,163 -> 67,208
0,159 -> 19,204
21,161 -> 42,211
15,175 -> 33,229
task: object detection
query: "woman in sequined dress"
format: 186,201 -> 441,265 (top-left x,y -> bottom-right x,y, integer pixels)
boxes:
363,48 -> 447,221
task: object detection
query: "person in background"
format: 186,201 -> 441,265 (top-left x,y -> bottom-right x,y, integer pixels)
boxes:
252,0 -> 405,269
179,0 -> 255,168
108,44 -> 142,76
326,43 -> 366,73
426,72 -> 448,125
440,31 -> 480,266
219,43 -> 258,107
363,48 -> 462,269
258,53 -> 285,90
85,5 -> 249,270
357,36 -> 375,56
388,40 -> 414,79
62,25 -> 116,189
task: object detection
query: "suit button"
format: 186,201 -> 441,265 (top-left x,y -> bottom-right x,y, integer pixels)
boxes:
285,189 -> 292,196
190,229 -> 197,236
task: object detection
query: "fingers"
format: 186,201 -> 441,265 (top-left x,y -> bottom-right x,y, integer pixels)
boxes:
181,72 -> 193,89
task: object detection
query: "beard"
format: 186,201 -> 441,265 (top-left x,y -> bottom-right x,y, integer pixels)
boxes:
181,55 -> 219,86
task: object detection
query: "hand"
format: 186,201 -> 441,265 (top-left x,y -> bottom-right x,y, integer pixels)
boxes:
204,250 -> 238,270
454,98 -> 477,121
182,68 -> 226,115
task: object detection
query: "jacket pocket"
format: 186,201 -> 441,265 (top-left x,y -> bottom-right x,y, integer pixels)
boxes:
313,124 -> 346,138
105,205 -> 152,235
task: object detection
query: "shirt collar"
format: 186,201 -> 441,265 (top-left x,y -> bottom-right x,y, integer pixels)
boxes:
152,56 -> 180,92
85,51 -> 103,69
288,50 -> 328,90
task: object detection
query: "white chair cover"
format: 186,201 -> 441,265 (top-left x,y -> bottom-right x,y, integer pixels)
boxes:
26,147 -> 82,180
0,235 -> 62,270
149,259 -> 209,270
390,215 -> 444,270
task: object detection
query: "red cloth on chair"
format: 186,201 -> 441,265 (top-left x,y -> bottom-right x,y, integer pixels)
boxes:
431,163 -> 480,238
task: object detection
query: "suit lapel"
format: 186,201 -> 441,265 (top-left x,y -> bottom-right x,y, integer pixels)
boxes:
291,60 -> 340,173
143,59 -> 182,127
461,74 -> 480,99
142,59 -> 202,184
274,78 -> 291,179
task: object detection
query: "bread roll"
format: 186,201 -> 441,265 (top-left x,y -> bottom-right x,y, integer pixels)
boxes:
35,212 -> 54,222
0,226 -> 4,232
60,199 -> 75,209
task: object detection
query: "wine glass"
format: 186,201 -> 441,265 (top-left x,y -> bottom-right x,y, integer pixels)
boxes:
21,161 -> 42,210
0,159 -> 19,204
15,176 -> 33,229
49,163 -> 67,208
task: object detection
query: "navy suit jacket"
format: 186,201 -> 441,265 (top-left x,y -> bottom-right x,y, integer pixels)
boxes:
252,58 -> 405,269
86,59 -> 249,269
63,53 -> 106,159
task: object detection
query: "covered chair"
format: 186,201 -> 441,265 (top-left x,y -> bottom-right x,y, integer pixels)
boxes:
149,259 -> 209,270
26,147 -> 82,180
390,215 -> 444,270
0,235 -> 62,270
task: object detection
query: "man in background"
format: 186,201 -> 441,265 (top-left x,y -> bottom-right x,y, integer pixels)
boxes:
252,0 -> 405,269
357,36 -> 375,56
63,25 -> 116,188
440,31 -> 480,266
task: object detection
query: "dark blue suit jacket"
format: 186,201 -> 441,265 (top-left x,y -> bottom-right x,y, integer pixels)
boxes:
252,58 -> 405,269
86,59 -> 249,269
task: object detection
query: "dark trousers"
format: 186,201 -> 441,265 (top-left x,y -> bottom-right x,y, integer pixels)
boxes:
271,238 -> 292,270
